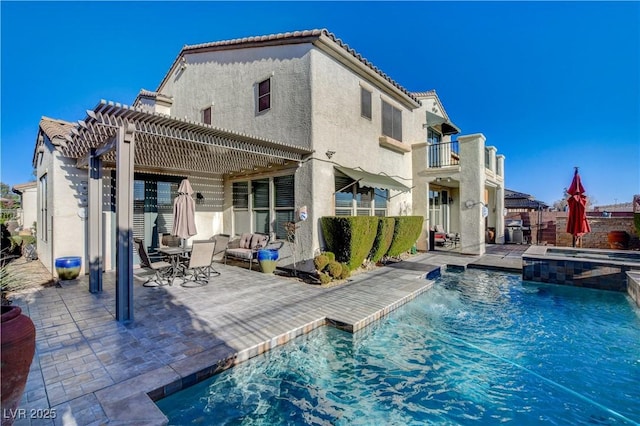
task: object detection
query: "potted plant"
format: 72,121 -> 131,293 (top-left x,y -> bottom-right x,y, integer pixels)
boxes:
1,231 -> 36,425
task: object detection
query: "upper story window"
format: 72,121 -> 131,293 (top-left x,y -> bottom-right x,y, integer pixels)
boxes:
361,87 -> 372,120
202,106 -> 212,125
257,78 -> 271,113
427,128 -> 441,145
382,100 -> 402,141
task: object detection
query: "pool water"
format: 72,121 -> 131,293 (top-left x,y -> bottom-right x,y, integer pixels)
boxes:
158,270 -> 640,425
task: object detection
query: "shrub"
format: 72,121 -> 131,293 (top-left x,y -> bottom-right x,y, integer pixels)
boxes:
327,261 -> 343,279
314,254 -> 329,271
318,272 -> 332,285
339,263 -> 350,280
324,252 -> 336,263
386,216 -> 423,257
321,216 -> 378,271
369,217 -> 396,263
635,213 -> 640,236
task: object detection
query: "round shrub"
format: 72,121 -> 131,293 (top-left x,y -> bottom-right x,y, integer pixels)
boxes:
318,272 -> 332,285
324,252 -> 336,263
339,263 -> 350,280
327,261 -> 342,279
314,254 -> 329,271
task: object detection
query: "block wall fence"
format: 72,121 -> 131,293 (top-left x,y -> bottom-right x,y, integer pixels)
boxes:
505,211 -> 639,250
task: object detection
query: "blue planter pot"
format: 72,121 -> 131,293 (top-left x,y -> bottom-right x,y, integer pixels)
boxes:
55,256 -> 82,280
257,249 -> 279,274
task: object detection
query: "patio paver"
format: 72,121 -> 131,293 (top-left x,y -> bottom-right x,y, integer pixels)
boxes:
8,249 -> 518,425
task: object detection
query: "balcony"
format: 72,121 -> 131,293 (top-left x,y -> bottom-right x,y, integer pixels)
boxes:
428,141 -> 460,168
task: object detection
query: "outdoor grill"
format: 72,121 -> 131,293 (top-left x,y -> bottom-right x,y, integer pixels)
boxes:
505,219 -> 524,244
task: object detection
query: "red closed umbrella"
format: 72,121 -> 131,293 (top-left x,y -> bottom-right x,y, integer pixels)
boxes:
566,168 -> 590,247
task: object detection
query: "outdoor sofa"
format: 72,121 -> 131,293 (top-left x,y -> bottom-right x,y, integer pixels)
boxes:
224,232 -> 283,271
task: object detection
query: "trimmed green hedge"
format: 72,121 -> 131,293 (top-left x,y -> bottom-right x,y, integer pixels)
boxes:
321,216 -> 379,271
386,216 -> 423,257
635,213 -> 640,236
369,217 -> 396,263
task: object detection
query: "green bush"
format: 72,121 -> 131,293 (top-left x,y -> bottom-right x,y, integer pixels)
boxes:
321,216 -> 378,271
386,216 -> 423,257
318,272 -> 332,285
339,263 -> 350,280
327,261 -> 343,279
324,252 -> 336,263
635,213 -> 640,236
369,217 -> 396,263
314,254 -> 329,271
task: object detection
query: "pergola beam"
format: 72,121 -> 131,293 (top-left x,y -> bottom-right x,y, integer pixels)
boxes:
76,135 -> 117,168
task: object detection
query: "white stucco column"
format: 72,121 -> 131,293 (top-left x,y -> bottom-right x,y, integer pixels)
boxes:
458,133 -> 486,256
487,146 -> 497,173
411,142 -> 429,251
495,154 -> 506,244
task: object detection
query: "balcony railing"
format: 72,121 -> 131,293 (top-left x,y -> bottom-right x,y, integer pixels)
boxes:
428,141 -> 460,168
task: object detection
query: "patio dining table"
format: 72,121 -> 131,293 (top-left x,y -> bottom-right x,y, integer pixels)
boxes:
158,246 -> 192,285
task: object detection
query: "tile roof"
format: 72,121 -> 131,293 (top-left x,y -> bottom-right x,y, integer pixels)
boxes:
137,89 -> 159,99
39,116 -> 75,142
156,29 -> 421,106
411,90 -> 437,98
504,189 -> 549,209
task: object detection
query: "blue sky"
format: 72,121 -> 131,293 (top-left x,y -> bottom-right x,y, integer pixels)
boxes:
1,1 -> 638,206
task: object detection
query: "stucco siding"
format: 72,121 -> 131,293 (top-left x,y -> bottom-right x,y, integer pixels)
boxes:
53,155 -> 88,274
308,48 -> 416,252
161,44 -> 313,150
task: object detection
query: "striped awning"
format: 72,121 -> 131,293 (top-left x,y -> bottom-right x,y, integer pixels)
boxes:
66,100 -> 313,176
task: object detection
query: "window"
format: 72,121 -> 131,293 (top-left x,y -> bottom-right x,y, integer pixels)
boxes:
252,179 -> 270,234
361,87 -> 372,119
233,175 -> 295,237
382,101 -> 402,141
202,106 -> 212,125
232,182 -> 249,209
374,188 -> 389,216
274,175 -> 294,239
257,78 -> 271,113
39,174 -> 47,242
156,181 -> 179,234
427,128 -> 441,145
334,176 -> 389,217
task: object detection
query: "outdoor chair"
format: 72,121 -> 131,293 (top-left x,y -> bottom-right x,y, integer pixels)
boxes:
134,238 -> 172,287
181,240 -> 216,287
210,234 -> 230,262
434,225 -> 459,247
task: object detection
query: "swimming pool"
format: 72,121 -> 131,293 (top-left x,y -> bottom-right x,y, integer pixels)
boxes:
158,269 -> 640,425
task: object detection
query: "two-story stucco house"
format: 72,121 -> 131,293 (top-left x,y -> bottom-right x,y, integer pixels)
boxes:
31,29 -> 504,320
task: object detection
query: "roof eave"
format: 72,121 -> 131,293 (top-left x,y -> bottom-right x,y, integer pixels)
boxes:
314,34 -> 421,109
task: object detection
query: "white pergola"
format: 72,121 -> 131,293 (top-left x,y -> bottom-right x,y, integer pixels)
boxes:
67,100 -> 312,321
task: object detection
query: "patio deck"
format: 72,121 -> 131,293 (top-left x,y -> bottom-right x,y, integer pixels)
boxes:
9,249 -> 518,425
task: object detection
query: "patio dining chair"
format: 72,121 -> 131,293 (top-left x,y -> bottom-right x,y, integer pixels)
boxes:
134,238 -> 172,287
181,240 -> 216,287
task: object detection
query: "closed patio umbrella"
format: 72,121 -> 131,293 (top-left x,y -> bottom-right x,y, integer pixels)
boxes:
566,168 -> 590,247
172,179 -> 197,242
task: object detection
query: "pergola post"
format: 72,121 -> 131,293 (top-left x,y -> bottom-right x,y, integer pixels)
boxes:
88,148 -> 103,293
115,124 -> 135,321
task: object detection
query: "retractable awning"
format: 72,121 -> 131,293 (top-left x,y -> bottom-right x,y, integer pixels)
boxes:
426,111 -> 460,136
335,166 -> 410,192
